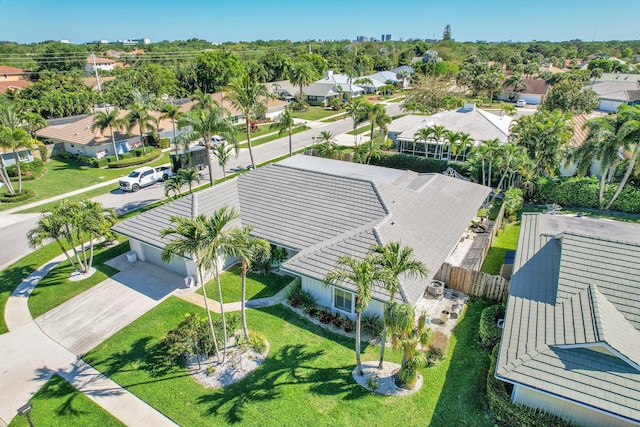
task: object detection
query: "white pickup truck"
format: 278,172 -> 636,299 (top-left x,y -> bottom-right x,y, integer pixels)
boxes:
119,166 -> 173,192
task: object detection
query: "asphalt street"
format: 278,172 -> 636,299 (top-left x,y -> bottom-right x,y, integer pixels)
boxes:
0,102 -> 403,270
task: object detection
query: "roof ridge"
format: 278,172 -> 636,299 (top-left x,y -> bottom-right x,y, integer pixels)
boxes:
475,108 -> 511,137
272,162 -> 381,187
560,230 -> 640,247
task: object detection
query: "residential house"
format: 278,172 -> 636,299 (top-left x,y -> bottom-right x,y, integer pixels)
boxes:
0,147 -> 39,168
394,103 -> 513,161
317,70 -> 365,99
587,73 -> 640,112
112,155 -> 490,320
0,66 -> 32,94
496,212 -> 640,427
498,78 -> 551,105
85,56 -> 121,75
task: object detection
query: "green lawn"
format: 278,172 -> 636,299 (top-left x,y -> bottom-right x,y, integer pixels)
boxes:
28,240 -> 130,318
319,113 -> 348,122
239,126 -> 310,149
481,222 -> 521,275
292,107 -> 341,121
388,96 -> 405,103
84,297 -> 493,426
233,124 -> 275,142
1,153 -> 171,213
0,241 -> 62,334
197,265 -> 293,303
346,125 -> 371,136
8,374 -> 124,427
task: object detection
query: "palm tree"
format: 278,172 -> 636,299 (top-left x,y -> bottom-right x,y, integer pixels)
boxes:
505,73 -> 526,101
444,130 -> 459,160
123,103 -> 158,154
270,107 -> 300,157
315,130 -> 338,158
323,254 -> 379,376
453,132 -> 474,161
494,143 -> 529,192
177,107 -> 237,186
79,200 -> 117,269
190,89 -> 217,111
345,98 -> 367,146
355,140 -> 383,164
605,105 -> 640,210
91,109 -> 121,161
224,74 -> 271,170
177,167 -> 200,194
21,111 -> 46,137
288,62 -> 316,100
160,103 -> 183,153
228,226 -> 270,339
367,103 -> 390,143
164,176 -> 182,198
161,215 -> 222,362
396,70 -> 410,89
28,213 -> 80,272
370,242 -> 427,369
212,141 -> 236,181
385,302 -> 431,389
414,128 -> 431,157
0,126 -> 33,194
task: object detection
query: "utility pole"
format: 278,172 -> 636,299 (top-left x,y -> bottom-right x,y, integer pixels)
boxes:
91,53 -> 102,93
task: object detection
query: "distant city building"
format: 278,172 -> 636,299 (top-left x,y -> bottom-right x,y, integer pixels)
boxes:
90,40 -> 110,44
355,36 -> 369,42
119,38 -> 151,46
59,40 -> 73,44
381,34 -> 392,42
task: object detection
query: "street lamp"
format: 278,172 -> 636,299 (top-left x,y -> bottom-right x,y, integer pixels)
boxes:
312,136 -> 316,145
17,402 -> 35,427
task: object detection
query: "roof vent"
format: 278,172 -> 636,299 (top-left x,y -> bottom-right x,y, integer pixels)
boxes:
390,221 -> 396,225
74,132 -> 79,136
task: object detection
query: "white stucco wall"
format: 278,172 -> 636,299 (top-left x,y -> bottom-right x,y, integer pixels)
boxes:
301,276 -> 385,320
513,385 -> 637,427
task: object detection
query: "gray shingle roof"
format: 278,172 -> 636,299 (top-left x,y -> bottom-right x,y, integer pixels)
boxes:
114,156 -> 490,306
497,213 -> 640,423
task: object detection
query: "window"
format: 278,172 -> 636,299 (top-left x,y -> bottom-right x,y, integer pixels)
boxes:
334,288 -> 353,313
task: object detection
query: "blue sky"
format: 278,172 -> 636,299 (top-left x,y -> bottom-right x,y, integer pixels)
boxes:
1,0 -> 638,44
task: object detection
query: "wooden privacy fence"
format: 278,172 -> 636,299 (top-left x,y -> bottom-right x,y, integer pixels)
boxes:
434,262 -> 510,301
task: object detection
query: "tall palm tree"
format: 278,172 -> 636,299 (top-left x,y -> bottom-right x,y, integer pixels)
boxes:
355,140 -> 383,164
228,226 -> 270,340
453,132 -> 474,161
190,89 -> 217,111
270,107 -> 300,157
367,103 -> 390,143
160,103 -> 183,153
123,103 -> 158,154
605,105 -> 640,210
414,128 -> 431,156
224,74 -> 271,170
443,130 -> 460,160
161,215 -> 222,362
177,107 -> 237,186
396,70 -> 410,89
370,242 -> 427,369
504,73 -> 526,101
315,130 -> 338,158
78,200 -> 117,270
289,61 -> 316,100
345,98 -> 367,146
92,109 -> 121,161
427,125 -> 448,158
324,254 -> 379,376
494,143 -> 529,192
27,213 -> 79,272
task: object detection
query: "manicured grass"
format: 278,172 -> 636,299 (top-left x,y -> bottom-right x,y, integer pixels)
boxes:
84,296 -> 493,426
346,125 -> 370,136
481,222 -> 521,275
1,152 -> 171,212
319,113 -> 348,122
0,241 -> 62,334
28,240 -> 130,318
388,96 -> 405,103
197,265 -> 293,303
233,124 -> 275,142
292,107 -> 341,121
239,126 -> 310,149
8,374 -> 124,427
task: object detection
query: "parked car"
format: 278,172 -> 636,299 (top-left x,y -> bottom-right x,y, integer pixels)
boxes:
119,166 -> 173,192
515,99 -> 527,107
198,135 -> 226,146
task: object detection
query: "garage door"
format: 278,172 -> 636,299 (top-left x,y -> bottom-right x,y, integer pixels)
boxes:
142,243 -> 188,277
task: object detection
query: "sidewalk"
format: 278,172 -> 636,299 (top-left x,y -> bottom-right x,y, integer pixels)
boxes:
1,256 -> 178,426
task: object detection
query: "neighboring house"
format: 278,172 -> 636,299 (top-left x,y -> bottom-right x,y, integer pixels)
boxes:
112,155 -> 490,320
303,82 -> 342,107
0,66 -> 32,94
587,73 -> 640,112
496,213 -> 640,427
316,70 -> 365,99
498,78 -> 551,105
85,56 -> 121,75
395,103 -> 513,161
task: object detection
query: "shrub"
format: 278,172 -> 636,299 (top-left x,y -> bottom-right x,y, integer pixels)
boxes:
286,279 -> 317,311
157,137 -> 171,149
342,318 -> 355,333
427,330 -> 449,363
6,158 -> 44,177
361,314 -> 384,337
331,314 -> 343,329
94,158 -> 108,168
318,309 -> 333,324
206,365 -> 216,376
107,148 -> 162,168
0,189 -> 36,203
487,346 -> 574,427
248,330 -> 267,353
367,377 -> 379,390
479,304 -> 505,348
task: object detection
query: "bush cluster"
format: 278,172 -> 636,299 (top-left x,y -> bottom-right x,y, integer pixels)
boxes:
247,330 -> 267,353
361,314 -> 384,338
0,189 -> 36,202
487,346 -> 574,427
6,158 -> 44,178
479,304 -> 505,348
369,153 -> 448,173
532,176 -> 640,214
427,330 -> 449,363
286,281 -> 357,334
107,148 -> 162,168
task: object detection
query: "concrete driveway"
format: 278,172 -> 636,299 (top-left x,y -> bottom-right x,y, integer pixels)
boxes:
36,256 -> 183,355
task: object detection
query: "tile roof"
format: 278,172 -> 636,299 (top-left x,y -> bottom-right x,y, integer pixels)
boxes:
0,66 -> 28,74
114,156 -> 490,305
588,80 -> 640,102
0,80 -> 31,94
497,213 -> 640,423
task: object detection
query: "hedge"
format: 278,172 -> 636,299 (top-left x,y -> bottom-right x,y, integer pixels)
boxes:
0,189 -> 36,203
487,346 -> 574,427
107,148 -> 162,168
532,176 -> 640,214
6,158 -> 45,178
479,304 -> 505,348
369,152 -> 448,173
